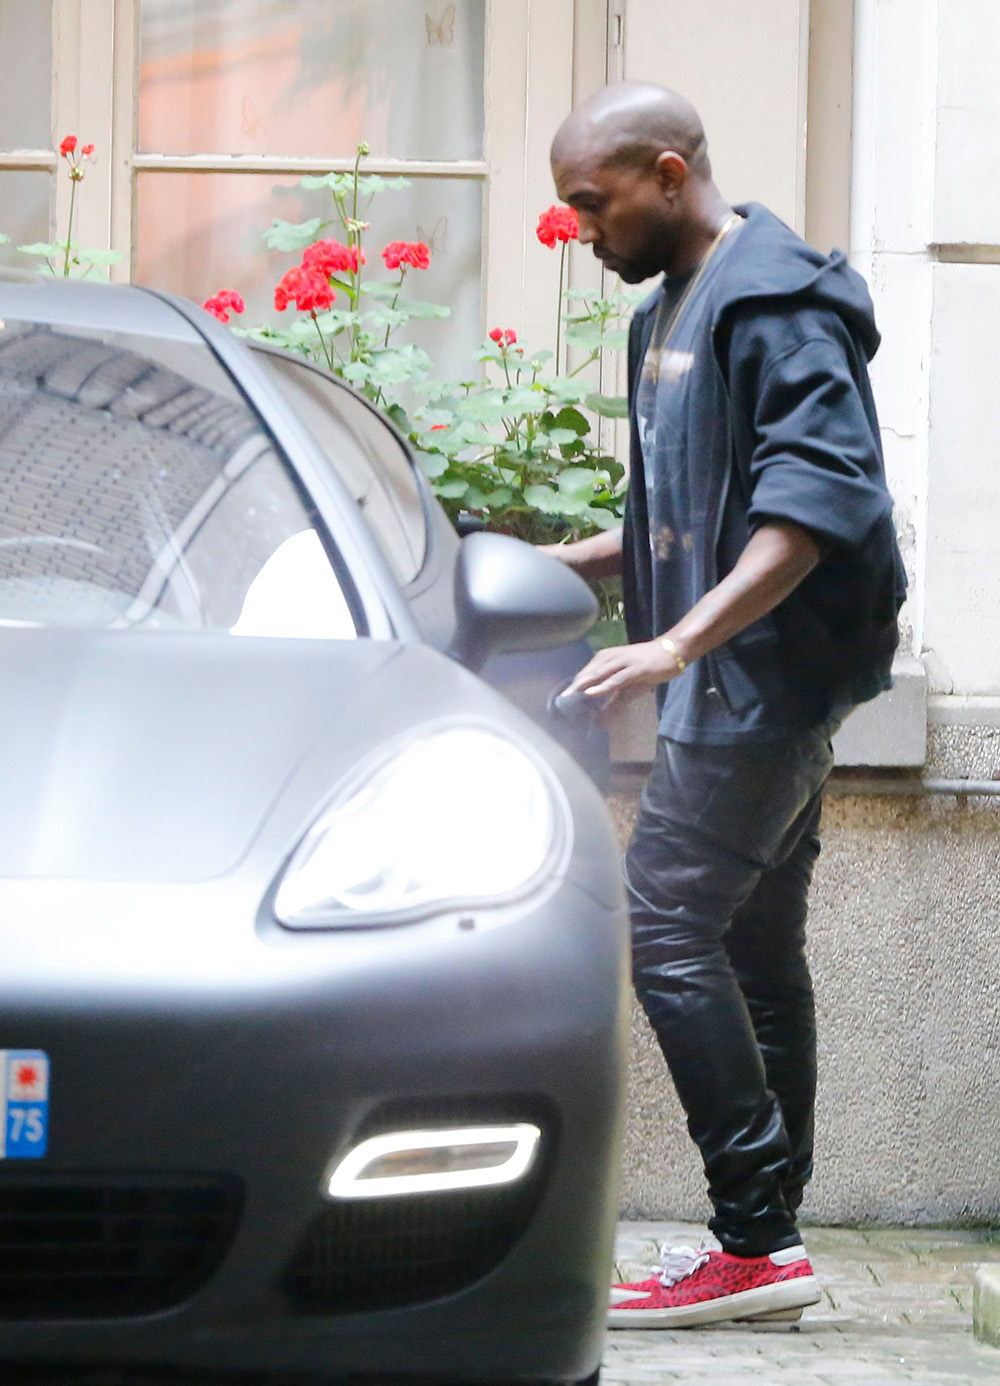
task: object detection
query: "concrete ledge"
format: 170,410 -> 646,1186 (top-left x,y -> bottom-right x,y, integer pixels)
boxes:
833,656 -> 927,767
609,657 -> 930,768
930,694 -> 1000,727
974,1266 -> 1000,1347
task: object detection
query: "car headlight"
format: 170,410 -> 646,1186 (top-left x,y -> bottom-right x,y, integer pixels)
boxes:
274,725 -> 567,927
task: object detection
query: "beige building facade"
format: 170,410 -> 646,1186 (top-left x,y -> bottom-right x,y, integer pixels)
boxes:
1,0 -> 998,1225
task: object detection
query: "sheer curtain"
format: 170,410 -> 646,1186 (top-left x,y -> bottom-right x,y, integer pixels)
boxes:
136,0 -> 486,379
0,5 -> 54,261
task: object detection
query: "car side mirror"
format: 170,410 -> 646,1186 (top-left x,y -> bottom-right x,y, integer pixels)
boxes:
449,531 -> 598,672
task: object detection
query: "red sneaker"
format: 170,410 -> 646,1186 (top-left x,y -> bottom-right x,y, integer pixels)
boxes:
608,1242 -> 821,1328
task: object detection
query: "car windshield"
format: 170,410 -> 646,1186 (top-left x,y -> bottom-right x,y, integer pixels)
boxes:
0,319 -> 357,639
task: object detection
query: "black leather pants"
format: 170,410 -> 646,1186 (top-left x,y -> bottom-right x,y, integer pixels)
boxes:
625,728 -> 834,1258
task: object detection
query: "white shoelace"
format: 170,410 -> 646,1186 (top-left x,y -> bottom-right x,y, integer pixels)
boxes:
654,1243 -> 711,1287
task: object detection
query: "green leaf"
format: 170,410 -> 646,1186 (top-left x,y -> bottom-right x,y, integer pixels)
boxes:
523,484 -> 564,515
543,427 -> 580,446
558,467 -> 599,504
503,386 -> 546,414
17,241 -> 62,257
456,389 -> 509,425
414,407 -> 456,429
413,379 -> 466,401
553,405 -> 590,436
602,328 -> 629,351
341,360 -> 375,385
564,321 -> 606,350
414,450 -> 449,479
585,392 -> 630,419
456,422 -> 501,447
313,309 -> 359,334
546,376 -> 589,402
527,348 -> 553,366
585,505 -> 624,530
436,478 -> 469,499
483,486 -> 514,507
0,232 -> 8,244
396,298 -> 450,319
463,486 -> 492,511
363,306 -> 410,331
360,280 -> 399,301
385,402 -> 411,434
353,344 -> 432,387
263,217 -> 324,251
354,173 -> 410,196
299,173 -> 355,193
76,247 -> 124,265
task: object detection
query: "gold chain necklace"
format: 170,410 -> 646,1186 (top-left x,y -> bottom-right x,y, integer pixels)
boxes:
655,211 -> 743,350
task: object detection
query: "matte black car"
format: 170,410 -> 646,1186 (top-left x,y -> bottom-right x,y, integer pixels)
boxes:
0,275 -> 629,1385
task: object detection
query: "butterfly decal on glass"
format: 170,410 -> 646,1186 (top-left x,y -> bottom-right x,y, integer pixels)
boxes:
416,216 -> 448,254
241,96 -> 263,139
425,4 -> 456,45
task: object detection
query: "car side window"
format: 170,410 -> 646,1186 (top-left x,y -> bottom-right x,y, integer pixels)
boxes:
0,320 -> 357,639
258,351 -> 427,587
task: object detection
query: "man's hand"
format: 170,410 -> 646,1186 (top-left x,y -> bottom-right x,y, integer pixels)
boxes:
564,638 -> 684,711
539,526 -> 623,581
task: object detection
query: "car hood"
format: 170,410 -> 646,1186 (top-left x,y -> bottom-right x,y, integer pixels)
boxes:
0,628 -> 400,882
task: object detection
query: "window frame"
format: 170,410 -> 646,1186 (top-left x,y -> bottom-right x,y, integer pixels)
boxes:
2,0 -> 621,468
253,344 -> 432,589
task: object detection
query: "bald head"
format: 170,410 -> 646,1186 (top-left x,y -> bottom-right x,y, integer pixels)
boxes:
551,81 -> 710,180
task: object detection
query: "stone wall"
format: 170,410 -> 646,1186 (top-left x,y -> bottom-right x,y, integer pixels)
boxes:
609,724 -> 1000,1227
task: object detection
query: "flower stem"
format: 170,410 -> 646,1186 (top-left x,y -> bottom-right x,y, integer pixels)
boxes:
63,174 -> 78,276
569,349 -> 600,378
311,310 -> 336,372
555,239 -> 567,374
383,270 -> 405,348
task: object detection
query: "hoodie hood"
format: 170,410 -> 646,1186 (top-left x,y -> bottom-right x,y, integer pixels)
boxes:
719,204 -> 881,361
633,203 -> 881,363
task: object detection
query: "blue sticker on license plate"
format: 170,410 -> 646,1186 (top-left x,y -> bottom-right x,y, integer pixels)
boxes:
0,1050 -> 49,1158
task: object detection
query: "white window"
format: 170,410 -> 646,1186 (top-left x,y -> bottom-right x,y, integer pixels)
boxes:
0,0 -> 613,375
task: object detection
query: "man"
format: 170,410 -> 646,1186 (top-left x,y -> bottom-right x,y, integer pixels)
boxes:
546,83 -> 906,1328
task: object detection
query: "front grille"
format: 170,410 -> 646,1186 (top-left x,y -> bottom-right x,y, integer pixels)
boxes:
282,1097 -> 553,1315
0,1173 -> 243,1319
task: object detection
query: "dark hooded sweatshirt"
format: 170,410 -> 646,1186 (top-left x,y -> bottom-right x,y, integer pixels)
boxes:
623,203 -> 907,745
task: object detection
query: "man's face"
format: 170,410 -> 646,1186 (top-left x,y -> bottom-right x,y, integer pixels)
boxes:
552,153 -> 678,283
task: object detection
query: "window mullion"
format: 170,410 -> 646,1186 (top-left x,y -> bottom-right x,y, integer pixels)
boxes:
52,0 -> 116,255
130,154 -> 488,178
109,0 -> 138,281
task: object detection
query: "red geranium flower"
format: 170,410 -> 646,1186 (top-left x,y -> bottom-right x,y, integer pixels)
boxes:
382,241 -> 431,271
80,143 -> 95,158
202,289 -> 245,324
536,204 -> 579,248
488,327 -> 504,342
274,265 -> 335,314
302,239 -> 364,276
59,135 -> 77,157
488,327 -> 518,348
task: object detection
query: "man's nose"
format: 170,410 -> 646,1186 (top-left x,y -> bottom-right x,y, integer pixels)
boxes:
576,214 -> 597,245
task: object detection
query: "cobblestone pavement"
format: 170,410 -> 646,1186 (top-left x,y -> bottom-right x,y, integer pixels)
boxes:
605,1222 -> 1000,1385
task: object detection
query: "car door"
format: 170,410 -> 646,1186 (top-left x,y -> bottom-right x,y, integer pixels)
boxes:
252,348 -> 610,785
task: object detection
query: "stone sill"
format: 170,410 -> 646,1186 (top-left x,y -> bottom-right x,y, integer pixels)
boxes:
608,656 -> 929,769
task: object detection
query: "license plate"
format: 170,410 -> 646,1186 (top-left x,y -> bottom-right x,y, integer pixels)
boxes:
0,1050 -> 49,1159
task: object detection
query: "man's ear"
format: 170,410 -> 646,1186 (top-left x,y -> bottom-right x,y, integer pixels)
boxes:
655,150 -> 689,200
